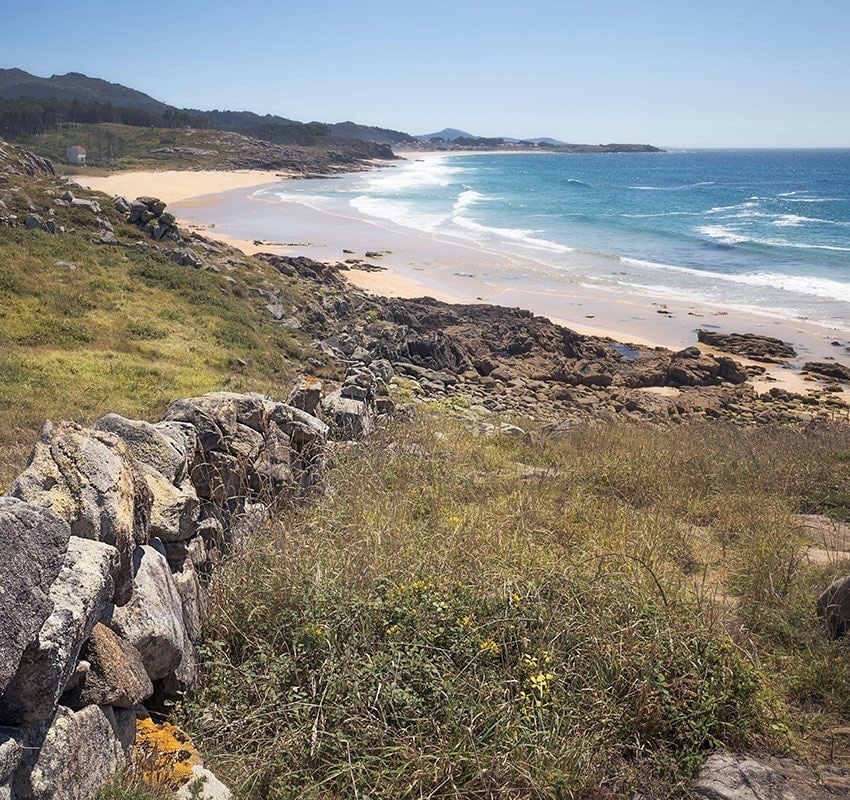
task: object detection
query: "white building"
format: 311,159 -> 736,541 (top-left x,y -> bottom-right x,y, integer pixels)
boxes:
66,145 -> 86,165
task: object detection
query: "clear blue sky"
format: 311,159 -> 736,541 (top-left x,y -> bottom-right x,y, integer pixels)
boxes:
2,0 -> 848,147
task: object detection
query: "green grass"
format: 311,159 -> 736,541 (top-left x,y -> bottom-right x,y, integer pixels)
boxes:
95,777 -> 171,800
178,414 -> 850,799
18,122 -> 338,173
0,183 -> 324,487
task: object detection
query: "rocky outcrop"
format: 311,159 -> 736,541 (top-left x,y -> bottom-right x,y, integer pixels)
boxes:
0,498 -> 70,694
0,537 -> 118,725
127,196 -> 180,242
803,361 -> 850,384
697,330 -> 797,363
0,140 -> 54,178
10,421 -> 153,606
0,378 -> 389,799
690,752 -> 798,799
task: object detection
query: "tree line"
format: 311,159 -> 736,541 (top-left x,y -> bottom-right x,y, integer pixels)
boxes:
0,97 -> 207,140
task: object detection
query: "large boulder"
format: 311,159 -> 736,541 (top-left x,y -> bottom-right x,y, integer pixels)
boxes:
10,421 -> 152,605
163,393 -> 266,501
690,752 -> 797,799
0,497 -> 71,694
94,414 -> 197,485
817,574 -> 850,638
0,537 -> 118,725
139,463 -> 200,542
61,622 -> 152,709
321,390 -> 375,440
14,704 -> 135,800
109,544 -> 187,681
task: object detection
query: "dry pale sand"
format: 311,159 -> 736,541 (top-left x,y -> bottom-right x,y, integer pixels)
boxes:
68,169 -> 291,206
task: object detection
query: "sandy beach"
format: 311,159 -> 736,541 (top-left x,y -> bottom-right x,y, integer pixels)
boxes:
70,169 -> 291,206
74,166 -> 850,398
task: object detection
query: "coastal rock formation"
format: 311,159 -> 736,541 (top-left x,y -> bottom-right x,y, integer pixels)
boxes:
0,377 -> 394,798
109,543 -> 188,682
697,330 -> 797,363
61,622 -> 153,709
803,361 -> 850,384
128,196 -> 180,241
14,704 -> 135,800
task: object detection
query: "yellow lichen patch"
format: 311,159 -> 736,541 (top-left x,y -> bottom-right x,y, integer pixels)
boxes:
132,717 -> 202,789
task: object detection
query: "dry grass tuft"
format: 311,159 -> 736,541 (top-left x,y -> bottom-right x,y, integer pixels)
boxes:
179,413 -> 850,798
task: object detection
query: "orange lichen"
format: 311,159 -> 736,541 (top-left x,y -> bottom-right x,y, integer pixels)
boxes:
132,716 -> 203,789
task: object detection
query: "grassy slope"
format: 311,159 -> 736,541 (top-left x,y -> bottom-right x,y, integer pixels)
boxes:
0,172 -> 323,488
178,414 -> 850,799
19,123 -> 332,172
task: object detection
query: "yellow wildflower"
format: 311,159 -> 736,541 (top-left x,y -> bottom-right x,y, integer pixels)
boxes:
479,638 -> 500,656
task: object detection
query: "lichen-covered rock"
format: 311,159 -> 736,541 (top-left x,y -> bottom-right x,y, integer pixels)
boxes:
109,544 -> 187,681
690,752 -> 798,799
10,421 -> 152,605
15,704 -> 135,800
94,414 -> 197,485
61,622 -> 153,709
139,463 -> 199,542
817,574 -> 850,638
0,537 -> 118,725
0,497 -> 70,694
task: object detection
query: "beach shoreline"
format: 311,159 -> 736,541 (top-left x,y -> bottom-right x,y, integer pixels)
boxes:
72,165 -> 850,398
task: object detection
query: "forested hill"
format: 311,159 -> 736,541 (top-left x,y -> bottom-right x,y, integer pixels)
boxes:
0,69 -> 415,148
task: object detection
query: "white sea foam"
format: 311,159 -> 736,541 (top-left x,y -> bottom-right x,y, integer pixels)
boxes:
450,214 -> 574,253
359,157 -> 466,192
620,211 -> 702,218
452,189 -> 488,212
349,195 -> 449,231
696,225 -> 750,244
784,197 -> 842,203
705,201 -> 758,214
620,257 -> 850,303
629,181 -> 716,191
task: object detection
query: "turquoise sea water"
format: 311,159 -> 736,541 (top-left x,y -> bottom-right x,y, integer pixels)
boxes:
257,150 -> 850,331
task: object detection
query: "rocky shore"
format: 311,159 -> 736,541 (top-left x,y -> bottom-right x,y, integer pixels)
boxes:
2,137 -> 850,799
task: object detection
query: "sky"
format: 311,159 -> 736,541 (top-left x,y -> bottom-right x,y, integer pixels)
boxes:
2,0 -> 849,147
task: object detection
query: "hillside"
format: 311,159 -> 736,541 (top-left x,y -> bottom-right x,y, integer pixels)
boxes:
1,139 -> 849,800
0,68 -> 169,112
0,69 -> 413,148
16,122 -> 392,174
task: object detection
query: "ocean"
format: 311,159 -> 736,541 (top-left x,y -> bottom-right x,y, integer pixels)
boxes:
257,149 -> 850,333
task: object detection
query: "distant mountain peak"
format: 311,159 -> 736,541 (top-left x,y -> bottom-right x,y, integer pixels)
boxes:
416,128 -> 476,142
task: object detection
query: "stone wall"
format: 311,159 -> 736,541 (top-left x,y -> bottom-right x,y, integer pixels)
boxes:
0,369 -> 386,799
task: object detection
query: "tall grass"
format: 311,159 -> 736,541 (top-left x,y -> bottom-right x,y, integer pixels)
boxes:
179,414 -> 850,798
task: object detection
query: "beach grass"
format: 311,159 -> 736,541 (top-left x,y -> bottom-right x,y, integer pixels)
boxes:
177,412 -> 850,798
